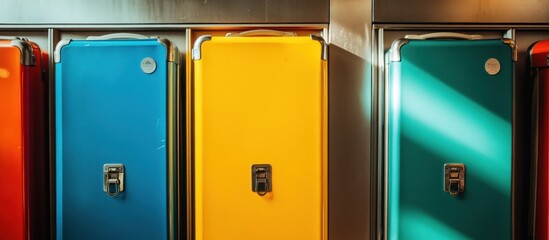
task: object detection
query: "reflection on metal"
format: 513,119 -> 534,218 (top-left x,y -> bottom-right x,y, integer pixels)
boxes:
405,32 -> 483,40
157,38 -> 179,63
388,39 -> 408,62
191,35 -> 212,61
329,0 -> 372,239
310,35 -> 328,60
374,0 -> 549,23
503,38 -> 518,62
226,29 -> 296,37
0,0 -> 328,24
503,29 -> 515,40
8,39 -> 36,66
86,33 -> 149,40
54,39 -> 71,63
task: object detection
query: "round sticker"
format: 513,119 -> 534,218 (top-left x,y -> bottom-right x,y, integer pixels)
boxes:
485,58 -> 501,76
141,57 -> 156,74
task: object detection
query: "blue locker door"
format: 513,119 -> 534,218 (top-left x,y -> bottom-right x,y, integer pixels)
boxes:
56,39 -> 172,240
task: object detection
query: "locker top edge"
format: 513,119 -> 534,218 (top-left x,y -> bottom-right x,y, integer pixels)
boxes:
389,38 -> 517,62
54,37 -> 177,63
310,34 -> 328,61
192,35 -> 212,61
2,38 -> 36,66
156,38 -> 179,63
191,34 -> 327,61
389,39 -> 409,62
54,39 -> 71,63
502,38 -> 517,62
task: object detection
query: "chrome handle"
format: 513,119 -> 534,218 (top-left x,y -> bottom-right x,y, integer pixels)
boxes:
405,32 -> 483,40
226,29 -> 296,37
87,33 -> 150,40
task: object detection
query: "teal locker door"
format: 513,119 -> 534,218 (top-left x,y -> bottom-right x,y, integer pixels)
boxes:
387,37 -> 514,240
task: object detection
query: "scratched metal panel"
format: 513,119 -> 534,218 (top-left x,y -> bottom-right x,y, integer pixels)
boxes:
0,0 -> 328,24
329,0 -> 372,239
374,0 -> 549,23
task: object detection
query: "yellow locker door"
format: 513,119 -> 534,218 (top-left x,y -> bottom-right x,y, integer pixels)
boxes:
192,33 -> 327,240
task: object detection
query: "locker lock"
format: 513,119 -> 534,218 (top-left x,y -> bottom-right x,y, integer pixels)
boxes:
444,164 -> 465,197
252,164 -> 271,196
103,164 -> 125,197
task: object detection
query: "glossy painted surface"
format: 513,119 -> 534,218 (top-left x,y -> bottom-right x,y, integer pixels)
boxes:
387,39 -> 513,239
0,40 -> 25,240
26,42 -> 50,240
56,39 -> 174,239
531,40 -> 549,240
0,39 -> 49,240
193,36 -> 327,240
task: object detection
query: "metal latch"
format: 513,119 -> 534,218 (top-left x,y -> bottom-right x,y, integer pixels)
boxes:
103,164 -> 125,197
252,164 -> 272,196
444,163 -> 465,197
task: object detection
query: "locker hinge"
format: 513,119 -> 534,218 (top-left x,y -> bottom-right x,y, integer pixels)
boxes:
444,163 -> 465,196
103,164 -> 125,197
252,164 -> 271,196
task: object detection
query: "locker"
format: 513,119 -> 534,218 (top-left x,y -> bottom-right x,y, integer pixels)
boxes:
386,33 -> 515,239
191,30 -> 327,240
0,37 -> 49,240
55,33 -> 179,240
530,39 -> 549,240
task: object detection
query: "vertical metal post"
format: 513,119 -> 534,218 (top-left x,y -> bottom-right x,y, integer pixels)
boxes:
47,27 -> 59,240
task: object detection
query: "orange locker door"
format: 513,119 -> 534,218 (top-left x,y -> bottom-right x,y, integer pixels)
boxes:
192,32 -> 327,240
0,40 -> 26,240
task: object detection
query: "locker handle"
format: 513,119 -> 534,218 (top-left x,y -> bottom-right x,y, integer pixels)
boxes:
444,163 -> 465,196
87,33 -> 150,40
252,164 -> 272,196
103,164 -> 125,197
405,32 -> 483,40
226,29 -> 296,37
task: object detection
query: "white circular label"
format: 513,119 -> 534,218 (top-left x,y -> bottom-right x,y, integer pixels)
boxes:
485,58 -> 501,76
141,57 -> 156,74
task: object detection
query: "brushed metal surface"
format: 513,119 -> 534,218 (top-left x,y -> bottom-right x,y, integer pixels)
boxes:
47,28 -> 59,240
329,0 -> 372,239
374,0 -> 549,23
0,0 -> 328,24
